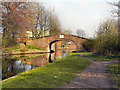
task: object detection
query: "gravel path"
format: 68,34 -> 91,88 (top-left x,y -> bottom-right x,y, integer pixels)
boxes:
64,57 -> 119,88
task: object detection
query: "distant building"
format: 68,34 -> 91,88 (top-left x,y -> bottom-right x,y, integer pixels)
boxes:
55,41 -> 76,52
17,30 -> 50,43
26,30 -> 50,38
26,30 -> 33,38
44,31 -> 50,36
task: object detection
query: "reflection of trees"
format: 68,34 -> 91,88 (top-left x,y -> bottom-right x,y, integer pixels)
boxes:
2,54 -> 48,80
14,60 -> 25,72
49,53 -> 53,63
2,58 -> 15,79
2,58 -> 34,80
2,52 -> 69,80
28,55 -> 49,66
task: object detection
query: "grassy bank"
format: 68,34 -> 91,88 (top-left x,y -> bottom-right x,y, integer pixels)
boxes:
3,45 -> 20,52
3,45 -> 45,52
107,64 -> 120,87
2,54 -> 92,88
71,52 -> 119,61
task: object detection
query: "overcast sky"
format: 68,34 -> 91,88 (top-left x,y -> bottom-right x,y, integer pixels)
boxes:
41,0 -> 116,38
2,0 -> 117,37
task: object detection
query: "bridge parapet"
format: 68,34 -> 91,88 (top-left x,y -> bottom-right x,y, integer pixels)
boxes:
26,34 -> 86,51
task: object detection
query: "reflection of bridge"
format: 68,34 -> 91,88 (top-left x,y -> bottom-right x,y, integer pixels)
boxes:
26,34 -> 86,51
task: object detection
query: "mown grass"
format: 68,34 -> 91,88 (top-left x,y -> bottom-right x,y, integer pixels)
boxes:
11,54 -> 46,61
107,64 -> 120,87
19,45 -> 46,52
71,52 -> 119,61
70,52 -> 92,56
26,45 -> 45,51
2,55 -> 92,88
3,45 -> 46,52
89,55 -> 119,61
3,45 -> 20,52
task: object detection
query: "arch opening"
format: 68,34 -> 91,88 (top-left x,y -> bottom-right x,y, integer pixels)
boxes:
49,39 -> 79,53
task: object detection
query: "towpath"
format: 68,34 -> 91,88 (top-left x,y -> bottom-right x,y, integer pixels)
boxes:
64,56 -> 119,88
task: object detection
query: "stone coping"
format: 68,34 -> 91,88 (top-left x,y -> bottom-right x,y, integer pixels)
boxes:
2,75 -> 19,82
2,51 -> 50,55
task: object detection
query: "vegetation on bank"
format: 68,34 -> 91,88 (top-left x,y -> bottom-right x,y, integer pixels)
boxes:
3,45 -> 20,52
2,54 -> 92,88
5,54 -> 46,61
26,45 -> 45,51
71,52 -> 119,61
2,2 -> 62,48
71,52 -> 119,88
3,45 -> 45,52
82,19 -> 120,56
107,64 -> 120,87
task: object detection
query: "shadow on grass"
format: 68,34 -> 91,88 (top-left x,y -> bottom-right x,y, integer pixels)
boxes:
71,51 -> 119,61
2,55 -> 92,88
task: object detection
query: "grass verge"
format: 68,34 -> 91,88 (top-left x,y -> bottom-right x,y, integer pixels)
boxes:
3,45 -> 20,52
2,54 -> 92,88
70,52 -> 119,61
3,45 -> 46,52
11,54 -> 46,61
107,64 -> 120,87
26,45 -> 45,51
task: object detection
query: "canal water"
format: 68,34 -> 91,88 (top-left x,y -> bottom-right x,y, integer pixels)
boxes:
1,50 -> 70,80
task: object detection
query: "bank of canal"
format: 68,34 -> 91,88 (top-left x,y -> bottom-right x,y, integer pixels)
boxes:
2,50 -> 69,80
2,54 -> 92,88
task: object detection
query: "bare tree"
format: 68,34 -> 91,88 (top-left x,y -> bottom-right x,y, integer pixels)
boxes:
31,3 -> 61,37
76,29 -> 85,37
31,3 -> 49,38
107,0 -> 120,52
1,2 -> 34,47
49,10 -> 62,35
63,29 -> 73,35
107,0 -> 120,34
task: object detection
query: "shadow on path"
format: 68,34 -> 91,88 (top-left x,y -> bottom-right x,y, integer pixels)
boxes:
63,56 -> 119,88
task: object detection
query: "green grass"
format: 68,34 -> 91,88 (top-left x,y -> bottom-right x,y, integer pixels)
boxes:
88,54 -> 119,61
3,45 -> 46,52
12,57 -> 20,60
11,55 -> 46,61
26,45 -> 45,50
70,52 -> 119,61
23,55 -> 46,61
3,45 -> 20,52
107,64 -> 120,87
70,52 -> 92,56
19,45 -> 46,52
2,54 -> 92,88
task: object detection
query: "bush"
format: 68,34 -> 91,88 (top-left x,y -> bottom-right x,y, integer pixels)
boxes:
82,39 -> 94,52
94,19 -> 118,56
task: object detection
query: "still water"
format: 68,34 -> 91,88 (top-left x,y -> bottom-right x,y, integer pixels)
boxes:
1,50 -> 69,80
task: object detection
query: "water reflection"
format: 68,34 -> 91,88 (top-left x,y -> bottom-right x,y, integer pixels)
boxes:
0,56 -> 2,81
2,50 -> 69,80
2,58 -> 37,80
49,53 -> 53,63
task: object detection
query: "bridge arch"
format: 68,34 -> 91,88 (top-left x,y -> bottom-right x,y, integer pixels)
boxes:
49,38 -> 78,52
26,34 -> 86,52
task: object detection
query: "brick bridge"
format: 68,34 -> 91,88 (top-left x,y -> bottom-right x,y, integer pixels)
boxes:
26,34 -> 86,52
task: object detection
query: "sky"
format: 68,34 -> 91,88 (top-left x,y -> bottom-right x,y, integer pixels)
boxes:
2,0 -> 117,38
41,0 -> 116,38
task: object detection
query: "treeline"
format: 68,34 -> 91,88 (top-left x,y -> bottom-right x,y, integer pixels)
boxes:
83,19 -> 120,56
1,2 -> 62,48
83,1 -> 120,56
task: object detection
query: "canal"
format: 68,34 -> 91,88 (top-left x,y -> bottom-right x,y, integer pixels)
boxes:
1,50 -> 70,80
